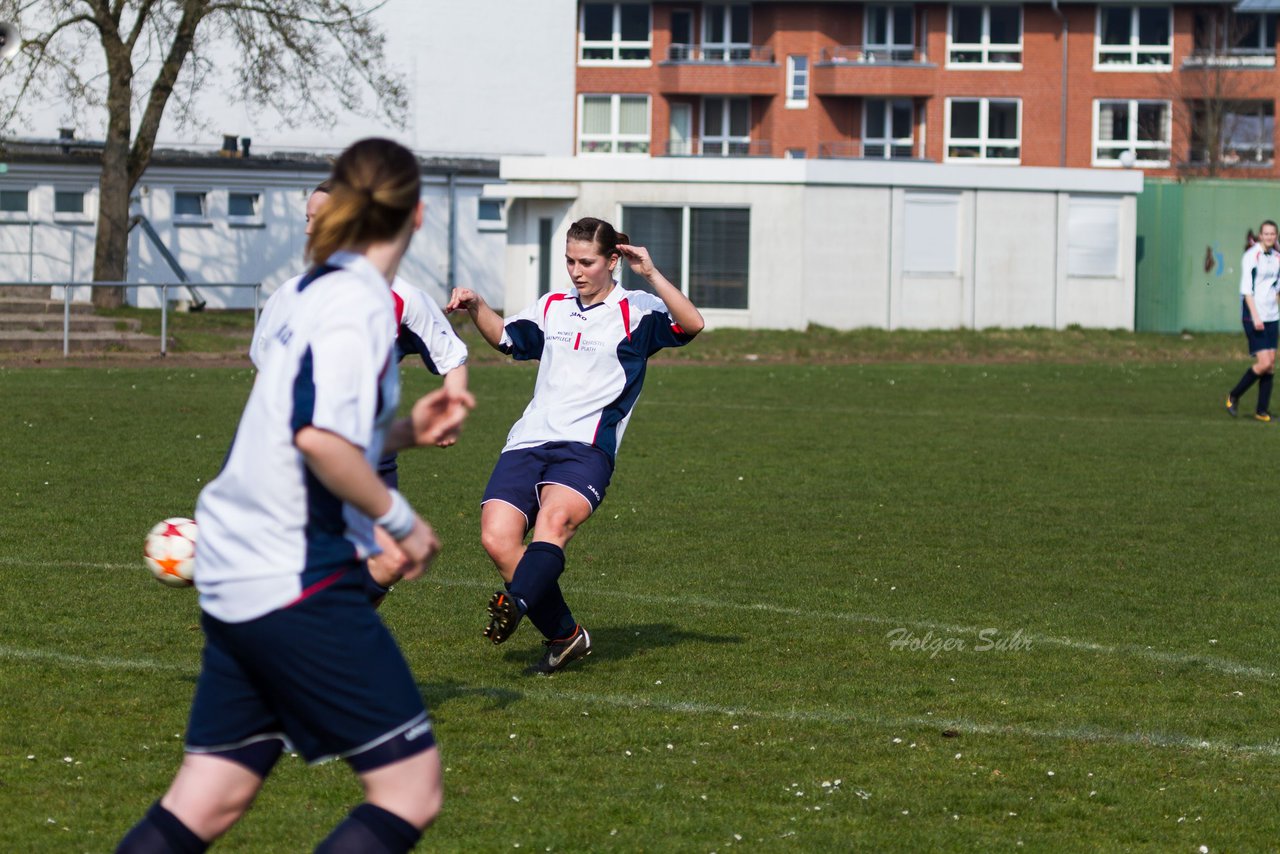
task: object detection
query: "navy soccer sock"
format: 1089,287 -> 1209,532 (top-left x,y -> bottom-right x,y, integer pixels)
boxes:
315,803 -> 422,853
1231,368 -> 1262,401
506,541 -> 566,614
526,581 -> 578,641
1259,373 -> 1275,413
116,801 -> 208,854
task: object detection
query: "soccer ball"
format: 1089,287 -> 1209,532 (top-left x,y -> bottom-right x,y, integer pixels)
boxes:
143,518 -> 197,587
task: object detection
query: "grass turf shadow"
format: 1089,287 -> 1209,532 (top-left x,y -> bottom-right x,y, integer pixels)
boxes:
498,621 -> 743,672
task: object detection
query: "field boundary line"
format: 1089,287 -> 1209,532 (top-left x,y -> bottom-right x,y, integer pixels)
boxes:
5,557 -> 1273,681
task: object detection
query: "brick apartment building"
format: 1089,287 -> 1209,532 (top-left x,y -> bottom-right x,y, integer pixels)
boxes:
573,0 -> 1277,175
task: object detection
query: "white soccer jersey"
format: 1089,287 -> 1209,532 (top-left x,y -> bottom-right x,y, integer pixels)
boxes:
498,283 -> 694,460
1240,243 -> 1280,322
197,252 -> 399,623
253,277 -> 467,377
391,278 -> 468,375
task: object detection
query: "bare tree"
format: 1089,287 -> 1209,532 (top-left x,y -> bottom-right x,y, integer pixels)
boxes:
1172,9 -> 1275,177
0,1 -> 407,307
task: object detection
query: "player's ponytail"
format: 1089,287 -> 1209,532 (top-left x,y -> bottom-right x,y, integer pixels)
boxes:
307,138 -> 421,265
568,217 -> 626,259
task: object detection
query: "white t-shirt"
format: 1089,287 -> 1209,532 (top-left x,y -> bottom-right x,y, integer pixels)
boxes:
253,277 -> 466,376
197,252 -> 399,623
1240,243 -> 1280,323
498,283 -> 694,461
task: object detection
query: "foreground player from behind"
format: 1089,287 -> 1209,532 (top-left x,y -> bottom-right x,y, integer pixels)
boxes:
446,216 -> 704,675
1227,220 -> 1280,421
117,138 -> 473,854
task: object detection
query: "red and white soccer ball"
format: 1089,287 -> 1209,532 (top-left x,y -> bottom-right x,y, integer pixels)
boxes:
143,518 -> 198,587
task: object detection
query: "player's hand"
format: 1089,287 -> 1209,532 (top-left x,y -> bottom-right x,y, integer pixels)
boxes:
395,515 -> 440,582
368,525 -> 407,587
616,244 -> 655,278
410,387 -> 476,447
1256,320 -> 1265,331
445,288 -> 480,313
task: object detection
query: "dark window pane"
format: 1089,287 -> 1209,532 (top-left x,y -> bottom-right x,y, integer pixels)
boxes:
953,6 -> 983,43
728,98 -> 750,135
866,100 -> 886,137
690,208 -> 749,309
706,6 -> 725,42
478,199 -> 503,222
891,101 -> 914,137
704,98 -> 724,135
0,189 -> 28,213
672,10 -> 693,44
729,5 -> 750,42
175,192 -> 205,217
893,7 -> 915,44
951,101 -> 981,138
583,4 -> 613,40
1137,7 -> 1169,46
989,7 -> 1020,44
988,102 -> 1018,139
1101,7 -> 1131,45
55,190 -> 84,214
1136,103 -> 1166,141
620,4 -> 649,41
228,192 -> 258,217
621,207 -> 682,294
868,6 -> 888,44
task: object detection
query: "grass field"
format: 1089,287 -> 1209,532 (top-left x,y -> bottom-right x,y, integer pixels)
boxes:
2,342 -> 1279,852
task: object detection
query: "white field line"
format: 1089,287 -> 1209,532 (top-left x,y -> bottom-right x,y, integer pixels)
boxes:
3,557 -> 1274,682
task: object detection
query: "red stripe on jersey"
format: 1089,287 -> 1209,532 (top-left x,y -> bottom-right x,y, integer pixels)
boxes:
284,568 -> 347,608
392,290 -> 406,327
619,298 -> 631,341
544,292 -> 571,324
573,332 -> 582,350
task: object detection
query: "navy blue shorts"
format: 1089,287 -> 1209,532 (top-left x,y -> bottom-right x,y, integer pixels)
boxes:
185,566 -> 434,774
482,442 -> 614,530
1244,319 -> 1280,354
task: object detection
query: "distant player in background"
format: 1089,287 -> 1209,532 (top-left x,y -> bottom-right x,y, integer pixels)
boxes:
253,180 -> 470,599
1227,220 -> 1280,422
445,216 -> 704,675
117,138 -> 473,854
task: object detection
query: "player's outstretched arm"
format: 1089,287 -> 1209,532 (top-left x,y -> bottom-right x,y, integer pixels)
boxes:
445,287 -> 507,350
384,386 -> 477,453
617,244 -> 705,336
434,366 -> 471,448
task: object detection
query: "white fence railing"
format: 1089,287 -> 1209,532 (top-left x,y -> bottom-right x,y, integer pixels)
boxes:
0,281 -> 262,357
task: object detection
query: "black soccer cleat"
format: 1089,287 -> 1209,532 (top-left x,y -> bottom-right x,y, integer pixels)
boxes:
525,625 -> 592,676
1226,394 -> 1239,417
483,591 -> 526,645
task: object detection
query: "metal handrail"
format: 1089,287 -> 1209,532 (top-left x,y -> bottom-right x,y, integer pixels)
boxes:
666,43 -> 775,63
0,280 -> 261,357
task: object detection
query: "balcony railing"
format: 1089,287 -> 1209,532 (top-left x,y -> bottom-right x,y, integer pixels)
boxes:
1183,47 -> 1276,68
818,141 -> 922,160
655,138 -> 773,158
666,43 -> 775,64
819,43 -> 929,65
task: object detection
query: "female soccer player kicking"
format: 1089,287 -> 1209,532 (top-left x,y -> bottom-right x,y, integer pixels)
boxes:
446,217 -> 704,675
117,138 -> 474,853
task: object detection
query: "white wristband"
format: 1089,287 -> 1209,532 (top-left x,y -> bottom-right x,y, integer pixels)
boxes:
374,489 -> 415,540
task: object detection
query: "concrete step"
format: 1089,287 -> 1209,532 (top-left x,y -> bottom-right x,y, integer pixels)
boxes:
0,314 -> 142,333
0,330 -> 166,353
0,286 -> 56,298
0,298 -> 97,315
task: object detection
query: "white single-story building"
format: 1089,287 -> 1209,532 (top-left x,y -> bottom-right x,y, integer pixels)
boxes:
0,143 -> 507,310
489,157 -> 1144,330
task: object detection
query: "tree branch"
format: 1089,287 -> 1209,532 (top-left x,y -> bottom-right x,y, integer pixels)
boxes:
128,0 -> 208,184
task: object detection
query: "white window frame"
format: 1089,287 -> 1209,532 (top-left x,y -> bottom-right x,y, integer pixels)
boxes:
477,197 -> 507,232
1095,6 -> 1172,70
226,190 -> 265,228
947,4 -> 1024,68
1092,98 -> 1172,166
0,185 -> 33,222
786,55 -> 810,108
173,189 -> 211,226
578,93 -> 651,156
703,96 -> 752,156
945,98 -> 1022,163
865,5 -> 917,63
863,98 -> 917,159
703,3 -> 752,62
52,186 -> 96,223
579,2 -> 652,65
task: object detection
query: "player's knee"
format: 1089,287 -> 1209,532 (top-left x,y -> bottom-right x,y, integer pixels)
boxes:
480,528 -> 518,565
535,506 -> 578,541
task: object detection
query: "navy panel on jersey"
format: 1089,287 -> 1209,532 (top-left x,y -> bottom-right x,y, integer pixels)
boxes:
186,567 -> 434,768
396,327 -> 441,374
502,319 -> 545,361
482,441 -> 614,528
